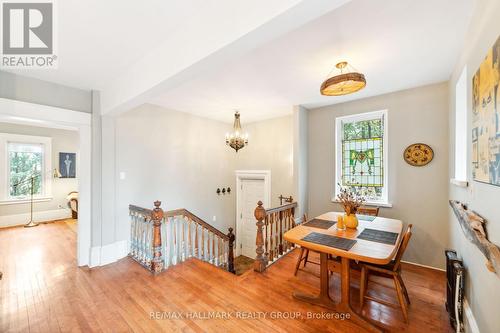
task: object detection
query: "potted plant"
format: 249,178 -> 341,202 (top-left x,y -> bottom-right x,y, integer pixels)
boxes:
337,184 -> 365,229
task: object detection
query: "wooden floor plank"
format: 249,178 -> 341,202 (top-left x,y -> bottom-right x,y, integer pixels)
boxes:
0,221 -> 453,333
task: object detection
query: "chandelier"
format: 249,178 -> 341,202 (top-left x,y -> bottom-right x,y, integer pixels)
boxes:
225,111 -> 248,152
320,61 -> 366,96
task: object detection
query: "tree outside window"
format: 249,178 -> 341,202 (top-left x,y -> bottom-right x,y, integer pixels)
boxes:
8,143 -> 43,198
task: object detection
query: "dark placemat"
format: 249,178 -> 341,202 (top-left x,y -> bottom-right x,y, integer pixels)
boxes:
302,232 -> 357,251
356,214 -> 376,222
357,228 -> 398,245
303,219 -> 336,230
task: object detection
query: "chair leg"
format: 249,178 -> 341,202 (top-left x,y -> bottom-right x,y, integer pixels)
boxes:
359,266 -> 368,310
294,248 -> 305,276
397,274 -> 411,305
394,276 -> 409,323
303,249 -> 310,267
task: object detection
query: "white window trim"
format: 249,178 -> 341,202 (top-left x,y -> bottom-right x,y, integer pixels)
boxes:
333,110 -> 391,207
451,66 -> 468,187
0,133 -> 52,204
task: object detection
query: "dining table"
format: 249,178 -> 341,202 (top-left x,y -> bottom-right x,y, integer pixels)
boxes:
283,211 -> 403,333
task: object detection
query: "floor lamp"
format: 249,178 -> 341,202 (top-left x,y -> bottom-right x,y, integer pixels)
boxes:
12,175 -> 41,228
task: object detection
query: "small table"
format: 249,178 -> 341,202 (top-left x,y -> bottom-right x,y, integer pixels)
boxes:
284,212 -> 403,333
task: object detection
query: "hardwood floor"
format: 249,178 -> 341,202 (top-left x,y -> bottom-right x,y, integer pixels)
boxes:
0,221 -> 452,333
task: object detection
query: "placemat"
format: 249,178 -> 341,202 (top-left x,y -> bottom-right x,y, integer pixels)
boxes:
301,232 -> 357,251
357,228 -> 398,245
356,214 -> 376,222
303,219 -> 336,230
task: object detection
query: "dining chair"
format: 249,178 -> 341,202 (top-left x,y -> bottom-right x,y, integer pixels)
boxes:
357,206 -> 380,216
359,224 -> 413,323
294,214 -> 321,275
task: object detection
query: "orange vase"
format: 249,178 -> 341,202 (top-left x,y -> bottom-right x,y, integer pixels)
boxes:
345,214 -> 359,229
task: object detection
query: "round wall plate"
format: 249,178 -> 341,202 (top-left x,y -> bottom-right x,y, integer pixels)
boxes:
403,143 -> 434,166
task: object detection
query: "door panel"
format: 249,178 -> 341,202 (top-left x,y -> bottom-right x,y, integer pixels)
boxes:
240,179 -> 265,258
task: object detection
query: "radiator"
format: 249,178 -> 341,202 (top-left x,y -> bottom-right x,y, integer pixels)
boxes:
445,250 -> 465,333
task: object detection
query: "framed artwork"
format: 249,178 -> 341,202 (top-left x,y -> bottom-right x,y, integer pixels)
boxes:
472,35 -> 500,186
59,152 -> 76,178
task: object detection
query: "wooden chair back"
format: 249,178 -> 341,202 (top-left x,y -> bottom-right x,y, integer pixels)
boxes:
357,206 -> 379,216
393,224 -> 413,271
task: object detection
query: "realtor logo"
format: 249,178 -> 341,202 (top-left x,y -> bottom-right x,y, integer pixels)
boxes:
1,0 -> 57,68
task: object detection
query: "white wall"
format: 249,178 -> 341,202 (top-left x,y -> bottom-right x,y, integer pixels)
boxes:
113,105 -> 295,243
115,104 -> 237,241
235,115 -> 294,208
0,71 -> 92,113
448,0 -> 500,332
308,82 -> 450,269
293,105 -> 308,219
0,123 -> 79,220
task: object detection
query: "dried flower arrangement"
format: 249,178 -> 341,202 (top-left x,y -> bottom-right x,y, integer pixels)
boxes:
337,184 -> 365,215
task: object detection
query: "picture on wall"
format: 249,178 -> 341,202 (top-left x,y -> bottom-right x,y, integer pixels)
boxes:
59,152 -> 76,178
472,35 -> 500,186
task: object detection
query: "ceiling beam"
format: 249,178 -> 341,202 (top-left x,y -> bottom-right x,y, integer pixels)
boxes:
100,0 -> 351,115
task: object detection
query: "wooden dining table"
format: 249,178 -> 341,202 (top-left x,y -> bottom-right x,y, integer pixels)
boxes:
284,212 -> 403,333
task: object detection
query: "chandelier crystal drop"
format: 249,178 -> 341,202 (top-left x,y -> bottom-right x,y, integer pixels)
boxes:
225,111 -> 248,153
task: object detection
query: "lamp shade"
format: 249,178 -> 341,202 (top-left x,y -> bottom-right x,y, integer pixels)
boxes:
320,61 -> 366,96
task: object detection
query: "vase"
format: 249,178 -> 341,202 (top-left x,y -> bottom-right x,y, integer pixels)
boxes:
345,214 -> 359,229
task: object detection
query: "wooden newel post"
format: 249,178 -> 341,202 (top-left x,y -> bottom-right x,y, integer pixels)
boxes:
151,200 -> 164,274
227,227 -> 236,274
254,200 -> 268,272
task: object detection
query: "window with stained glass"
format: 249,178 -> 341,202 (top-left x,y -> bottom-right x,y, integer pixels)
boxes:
335,111 -> 388,203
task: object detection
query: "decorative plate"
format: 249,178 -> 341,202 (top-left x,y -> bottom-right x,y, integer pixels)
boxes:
403,143 -> 434,166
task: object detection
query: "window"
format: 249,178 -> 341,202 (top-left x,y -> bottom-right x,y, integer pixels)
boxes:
335,110 -> 389,205
0,133 -> 52,203
8,143 -> 44,198
452,66 -> 468,186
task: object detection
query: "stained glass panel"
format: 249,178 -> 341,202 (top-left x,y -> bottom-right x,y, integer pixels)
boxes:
341,116 -> 384,201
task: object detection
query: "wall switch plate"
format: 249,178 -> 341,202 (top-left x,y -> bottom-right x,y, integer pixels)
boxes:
212,216 -> 216,222
119,172 -> 126,180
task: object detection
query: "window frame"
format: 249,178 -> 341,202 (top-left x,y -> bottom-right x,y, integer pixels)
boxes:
333,110 -> 391,207
451,66 -> 468,187
0,133 -> 52,204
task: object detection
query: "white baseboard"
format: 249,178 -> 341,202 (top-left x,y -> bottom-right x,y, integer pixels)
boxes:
463,298 -> 480,333
0,208 -> 71,228
89,240 -> 129,268
401,260 -> 445,272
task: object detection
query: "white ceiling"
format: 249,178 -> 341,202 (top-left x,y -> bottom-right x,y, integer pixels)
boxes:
2,0 -> 305,90
151,0 -> 476,123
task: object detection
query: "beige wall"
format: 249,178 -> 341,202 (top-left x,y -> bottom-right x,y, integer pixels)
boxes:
0,123 -> 79,217
115,104 -> 237,240
308,82 -> 450,268
448,0 -> 500,332
235,115 -> 294,208
114,105 -> 294,244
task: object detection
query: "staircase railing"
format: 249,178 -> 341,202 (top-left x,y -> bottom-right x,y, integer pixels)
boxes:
254,200 -> 298,272
129,201 -> 235,274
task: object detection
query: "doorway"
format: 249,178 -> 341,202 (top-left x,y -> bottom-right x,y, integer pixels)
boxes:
235,170 -> 271,258
0,98 -> 91,266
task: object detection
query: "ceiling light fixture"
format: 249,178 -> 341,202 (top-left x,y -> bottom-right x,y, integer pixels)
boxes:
320,61 -> 366,96
225,111 -> 248,153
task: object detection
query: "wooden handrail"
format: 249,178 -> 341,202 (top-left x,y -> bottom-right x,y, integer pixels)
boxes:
254,200 -> 297,272
129,202 -> 234,274
129,204 -> 152,216
129,205 -> 229,241
169,209 -> 229,241
265,202 -> 297,214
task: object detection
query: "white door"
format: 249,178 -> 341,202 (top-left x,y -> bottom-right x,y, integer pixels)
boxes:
239,179 -> 265,258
